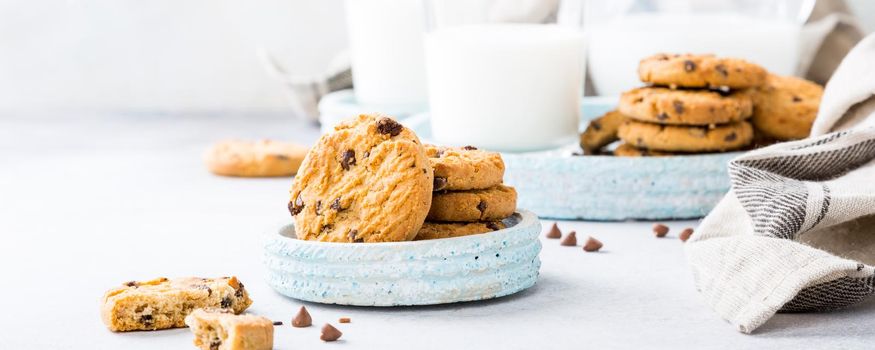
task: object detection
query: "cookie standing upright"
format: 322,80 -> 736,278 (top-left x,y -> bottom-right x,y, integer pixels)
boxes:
638,53 -> 767,89
289,114 -> 433,243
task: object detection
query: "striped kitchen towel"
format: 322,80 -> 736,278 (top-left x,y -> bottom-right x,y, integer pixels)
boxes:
685,33 -> 875,333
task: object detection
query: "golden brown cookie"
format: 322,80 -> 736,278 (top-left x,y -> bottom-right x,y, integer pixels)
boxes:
580,110 -> 627,153
185,308 -> 273,350
618,120 -> 753,152
638,53 -> 767,89
289,114 -> 433,243
749,74 -> 823,141
415,221 -> 507,240
618,87 -> 752,125
613,143 -> 673,157
428,185 -> 517,222
100,277 -> 252,332
205,139 -> 308,177
425,145 -> 505,191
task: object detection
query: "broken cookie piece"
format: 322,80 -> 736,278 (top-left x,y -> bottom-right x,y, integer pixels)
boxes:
185,308 -> 273,350
100,276 -> 252,331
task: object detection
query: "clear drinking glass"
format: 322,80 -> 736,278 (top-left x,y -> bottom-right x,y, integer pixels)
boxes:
584,0 -> 815,96
423,0 -> 586,152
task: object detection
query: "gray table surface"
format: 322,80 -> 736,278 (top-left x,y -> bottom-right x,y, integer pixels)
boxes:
2,112 -> 874,349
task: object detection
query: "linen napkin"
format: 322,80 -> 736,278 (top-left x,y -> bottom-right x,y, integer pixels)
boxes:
685,33 -> 875,334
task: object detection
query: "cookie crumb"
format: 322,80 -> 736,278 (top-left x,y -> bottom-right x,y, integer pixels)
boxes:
653,223 -> 669,238
292,306 -> 312,328
546,223 -> 562,239
339,317 -> 351,324
583,236 -> 603,252
679,228 -> 694,242
560,231 -> 577,246
320,323 -> 343,342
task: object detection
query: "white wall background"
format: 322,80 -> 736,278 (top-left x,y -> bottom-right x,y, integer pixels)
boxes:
0,0 -> 872,113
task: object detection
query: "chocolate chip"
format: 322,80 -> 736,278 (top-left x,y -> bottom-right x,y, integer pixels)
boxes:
486,222 -> 501,231
273,321 -> 283,326
657,54 -> 669,61
724,132 -> 737,142
583,236 -> 603,252
476,200 -> 488,213
545,223 -> 561,239
376,118 -> 402,136
338,317 -> 351,324
293,306 -> 312,328
125,281 -> 138,287
348,229 -> 358,242
220,296 -> 232,308
209,339 -> 222,350
234,286 -> 244,298
591,121 -> 602,131
792,95 -> 802,102
679,228 -> 694,242
139,314 -> 153,324
433,177 -> 448,191
683,60 -> 696,72
434,149 -> 444,158
320,323 -> 343,342
196,285 -> 213,296
715,64 -> 728,77
560,231 -> 577,246
462,145 -> 477,150
341,150 -> 356,170
363,151 -> 370,158
289,194 -> 304,216
320,224 -> 334,234
314,200 -> 322,215
633,97 -> 644,103
673,100 -> 684,115
656,113 -> 669,121
653,223 -> 669,238
330,197 -> 343,211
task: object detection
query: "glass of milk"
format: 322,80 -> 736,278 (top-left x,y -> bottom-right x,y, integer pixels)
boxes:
585,0 -> 814,96
424,0 -> 586,152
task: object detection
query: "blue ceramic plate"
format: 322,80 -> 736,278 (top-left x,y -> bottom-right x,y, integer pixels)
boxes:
264,210 -> 541,306
406,97 -> 737,220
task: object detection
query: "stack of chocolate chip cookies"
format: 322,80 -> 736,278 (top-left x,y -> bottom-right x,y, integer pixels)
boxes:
615,53 -> 766,155
416,145 -> 517,240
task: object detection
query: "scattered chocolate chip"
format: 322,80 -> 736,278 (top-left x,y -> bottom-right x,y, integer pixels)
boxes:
653,223 -> 669,238
724,132 -> 738,142
683,60 -> 696,72
273,321 -> 283,326
591,121 -> 602,131
320,323 -> 343,342
583,236 -> 603,252
292,306 -> 312,327
792,95 -> 802,103
376,118 -> 402,136
715,64 -> 728,77
673,100 -> 684,115
433,177 -> 448,191
220,296 -> 232,308
545,223 -> 562,239
341,150 -> 356,170
462,145 -> 477,150
486,222 -> 501,231
560,231 -> 577,246
476,200 -> 488,213
679,228 -> 694,242
289,194 -> 304,216
348,229 -> 359,242
339,317 -> 351,324
330,197 -> 343,211
315,200 -> 322,215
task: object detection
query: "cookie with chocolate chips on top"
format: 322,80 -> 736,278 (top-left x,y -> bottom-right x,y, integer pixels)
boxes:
425,144 -> 505,191
618,87 -> 752,126
638,53 -> 767,89
415,221 -> 506,240
749,74 -> 823,141
618,119 -> 753,152
428,185 -> 517,222
289,114 -> 433,242
580,110 -> 627,153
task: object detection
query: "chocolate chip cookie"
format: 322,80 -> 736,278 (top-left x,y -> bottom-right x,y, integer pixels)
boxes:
185,308 -> 273,350
618,87 -> 752,126
425,145 -> 505,191
618,120 -> 753,152
749,74 -> 823,141
612,143 -> 673,157
205,139 -> 309,177
428,185 -> 517,222
415,221 -> 507,240
638,53 -> 767,89
289,114 -> 433,242
580,110 -> 627,153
